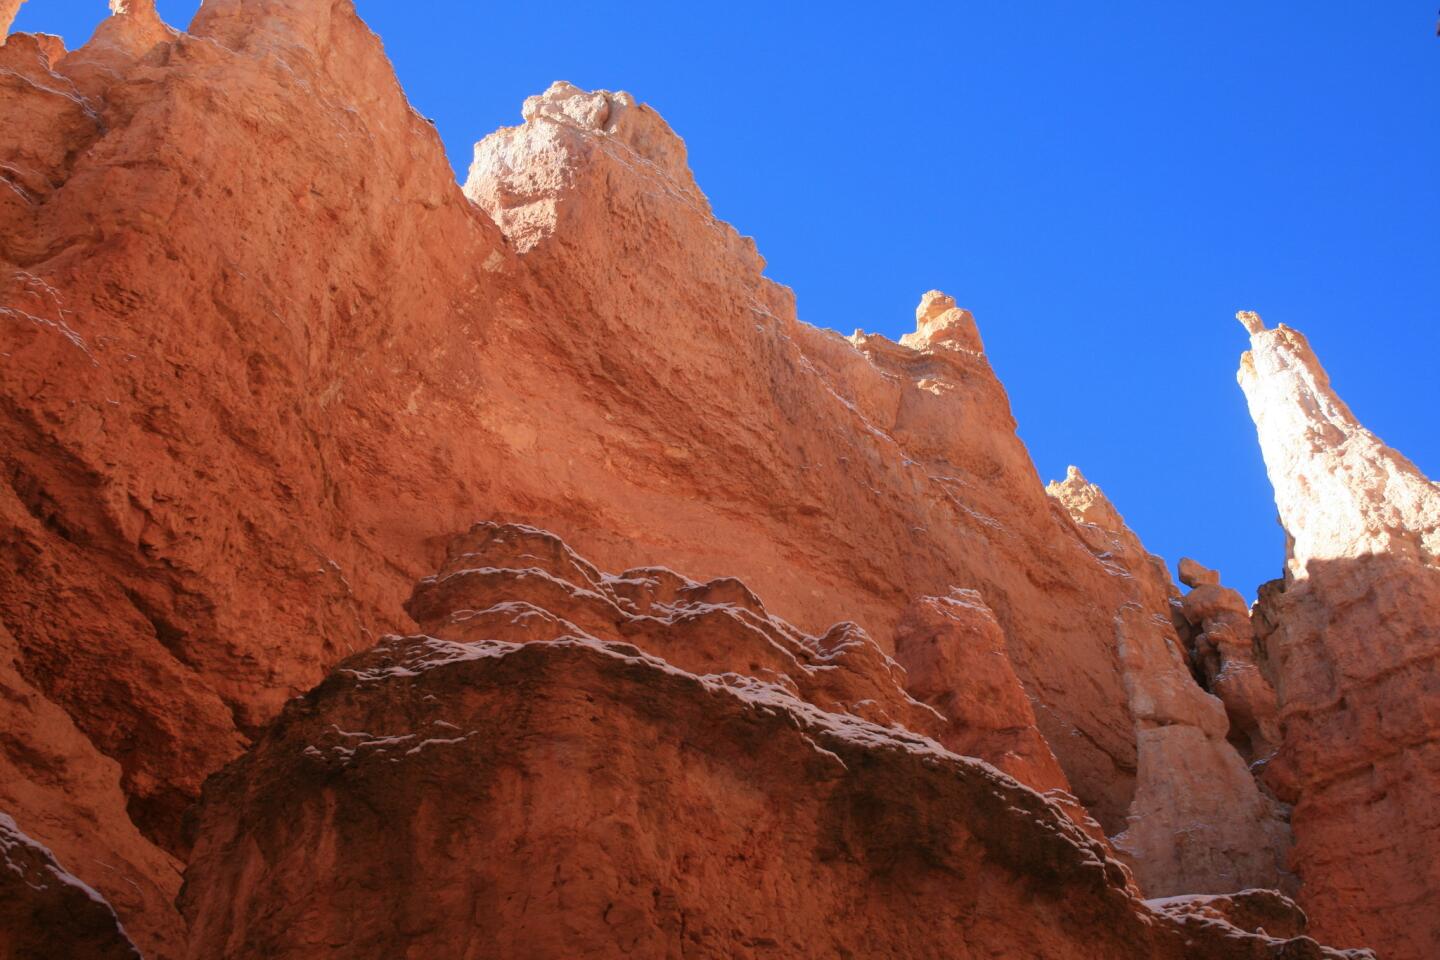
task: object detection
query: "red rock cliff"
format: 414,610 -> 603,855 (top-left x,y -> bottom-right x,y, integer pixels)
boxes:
0,1 -> 1399,956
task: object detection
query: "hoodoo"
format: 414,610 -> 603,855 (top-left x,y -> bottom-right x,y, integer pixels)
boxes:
1238,312 -> 1440,960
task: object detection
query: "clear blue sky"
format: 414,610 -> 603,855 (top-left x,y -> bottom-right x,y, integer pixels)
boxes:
18,2 -> 1439,598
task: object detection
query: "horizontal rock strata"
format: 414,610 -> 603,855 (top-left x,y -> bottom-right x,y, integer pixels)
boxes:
181,524 -> 1368,960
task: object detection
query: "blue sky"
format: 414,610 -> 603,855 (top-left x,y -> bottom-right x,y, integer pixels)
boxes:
17,2 -> 1439,598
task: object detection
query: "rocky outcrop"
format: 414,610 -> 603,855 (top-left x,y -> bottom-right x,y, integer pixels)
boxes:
1048,468 -> 1291,897
400,522 -> 1103,848
1238,312 -> 1440,960
893,589 -> 1076,802
401,522 -> 974,757
0,0 -> 25,39
1175,558 -> 1281,762
0,811 -> 141,960
180,524 -> 1368,960
0,621 -> 185,955
1148,889 -> 1314,944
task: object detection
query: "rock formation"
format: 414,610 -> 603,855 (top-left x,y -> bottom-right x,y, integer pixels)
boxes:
0,0 -> 1407,955
180,524 -> 1367,960
1047,468 -> 1291,897
0,1 -> 21,37
1238,312 -> 1440,960
893,588 -> 1078,805
0,812 -> 141,959
0,0 -> 1182,930
1175,558 -> 1281,762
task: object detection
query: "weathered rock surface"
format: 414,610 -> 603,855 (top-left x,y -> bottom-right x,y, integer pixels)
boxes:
1048,468 -> 1291,897
0,0 -> 1394,955
405,523 -> 1109,845
893,588 -> 1075,801
1148,889 -> 1313,944
1176,558 -> 1281,762
180,525 -> 1368,960
0,1 -> 1253,944
0,621 -> 184,955
1238,312 -> 1440,960
0,811 -> 141,960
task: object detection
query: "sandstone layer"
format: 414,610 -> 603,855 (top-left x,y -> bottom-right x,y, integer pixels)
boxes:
180,524 -> 1366,960
1238,313 -> 1440,960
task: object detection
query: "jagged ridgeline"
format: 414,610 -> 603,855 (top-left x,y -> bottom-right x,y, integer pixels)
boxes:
0,2 -> 1432,959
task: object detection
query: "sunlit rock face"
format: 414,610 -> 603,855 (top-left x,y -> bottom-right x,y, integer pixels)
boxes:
180,523 -> 1366,960
0,0 -> 1393,956
2,3 -> 1163,938
1047,469 -> 1291,897
1239,312 -> 1440,960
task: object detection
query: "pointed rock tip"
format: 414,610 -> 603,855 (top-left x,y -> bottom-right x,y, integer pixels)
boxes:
902,290 -> 983,353
916,290 -> 958,325
521,80 -> 638,131
1236,310 -> 1265,334
2,0 -> 26,39
1048,465 -> 1101,498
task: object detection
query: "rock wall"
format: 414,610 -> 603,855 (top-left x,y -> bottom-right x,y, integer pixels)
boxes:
0,811 -> 142,959
0,3 -> 1150,936
0,1 -> 1400,956
179,524 -> 1364,960
1047,469 -> 1290,897
1237,312 -> 1440,960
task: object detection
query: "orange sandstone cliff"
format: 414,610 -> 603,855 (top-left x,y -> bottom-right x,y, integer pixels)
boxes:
1236,311 -> 1440,960
0,2 -> 1423,957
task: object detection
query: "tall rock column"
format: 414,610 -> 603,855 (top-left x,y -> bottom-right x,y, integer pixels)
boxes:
1,0 -> 24,39
1237,311 -> 1440,960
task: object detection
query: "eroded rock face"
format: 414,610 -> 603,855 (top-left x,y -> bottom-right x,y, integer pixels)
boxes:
0,2 -> 1183,943
1238,313 -> 1440,960
1048,468 -> 1291,897
0,1 -> 25,38
1148,889 -> 1312,944
1176,558 -> 1281,762
180,525 -> 1368,960
0,812 -> 141,960
404,522 -> 952,746
0,0 -> 1387,954
0,622 -> 184,955
402,521 -> 1095,851
893,589 -> 1074,798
